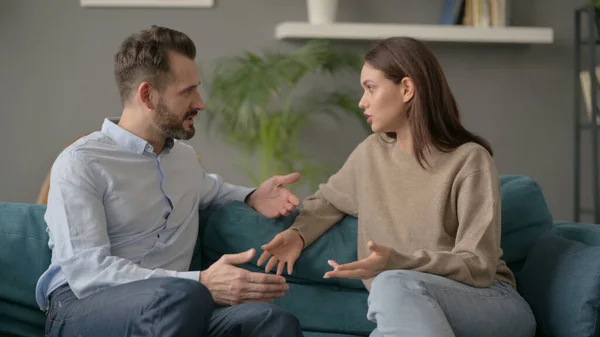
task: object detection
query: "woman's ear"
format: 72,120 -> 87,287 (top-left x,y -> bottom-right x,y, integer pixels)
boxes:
400,77 -> 415,103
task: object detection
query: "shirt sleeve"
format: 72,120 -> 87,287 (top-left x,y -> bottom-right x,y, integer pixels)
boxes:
45,151 -> 200,300
290,143 -> 362,248
383,166 -> 502,288
196,165 -> 255,210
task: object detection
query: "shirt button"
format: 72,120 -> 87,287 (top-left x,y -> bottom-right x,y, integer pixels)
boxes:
70,230 -> 77,236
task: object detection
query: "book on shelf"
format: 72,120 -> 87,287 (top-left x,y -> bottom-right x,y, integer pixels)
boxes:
579,67 -> 600,125
440,0 -> 510,28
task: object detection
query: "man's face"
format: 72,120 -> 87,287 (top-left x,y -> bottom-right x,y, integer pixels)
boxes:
150,50 -> 205,140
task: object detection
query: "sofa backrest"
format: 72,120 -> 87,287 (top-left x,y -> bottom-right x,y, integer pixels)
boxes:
198,175 -> 554,284
0,175 -> 553,336
0,203 -> 50,337
498,175 -> 553,273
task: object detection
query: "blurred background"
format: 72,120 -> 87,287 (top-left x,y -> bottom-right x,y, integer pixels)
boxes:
0,0 -> 590,222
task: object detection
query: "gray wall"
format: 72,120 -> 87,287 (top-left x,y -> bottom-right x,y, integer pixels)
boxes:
0,0 -> 589,222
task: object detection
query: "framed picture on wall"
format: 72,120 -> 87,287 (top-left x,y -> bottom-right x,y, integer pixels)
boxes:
80,0 -> 214,7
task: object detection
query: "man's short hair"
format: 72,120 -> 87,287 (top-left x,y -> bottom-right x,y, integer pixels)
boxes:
114,25 -> 196,105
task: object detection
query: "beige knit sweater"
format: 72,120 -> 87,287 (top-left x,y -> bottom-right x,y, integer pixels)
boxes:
290,134 -> 515,291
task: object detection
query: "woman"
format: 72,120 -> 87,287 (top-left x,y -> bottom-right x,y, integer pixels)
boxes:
257,37 -> 536,337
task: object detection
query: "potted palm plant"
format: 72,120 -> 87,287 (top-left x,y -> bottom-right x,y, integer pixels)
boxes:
202,40 -> 369,192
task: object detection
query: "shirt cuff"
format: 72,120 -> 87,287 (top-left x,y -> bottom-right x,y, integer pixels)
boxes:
176,271 -> 201,282
243,189 -> 257,203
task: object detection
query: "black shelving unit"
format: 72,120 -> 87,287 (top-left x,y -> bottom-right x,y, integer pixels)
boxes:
575,6 -> 600,224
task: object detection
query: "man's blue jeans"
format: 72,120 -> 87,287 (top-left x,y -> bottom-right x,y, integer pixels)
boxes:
44,277 -> 303,337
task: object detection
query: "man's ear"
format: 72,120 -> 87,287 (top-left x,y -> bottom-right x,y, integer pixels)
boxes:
400,77 -> 415,103
137,82 -> 156,110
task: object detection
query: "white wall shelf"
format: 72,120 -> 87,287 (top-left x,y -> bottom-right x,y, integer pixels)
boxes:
275,22 -> 554,44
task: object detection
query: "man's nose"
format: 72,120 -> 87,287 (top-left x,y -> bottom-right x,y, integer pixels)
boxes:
192,92 -> 205,111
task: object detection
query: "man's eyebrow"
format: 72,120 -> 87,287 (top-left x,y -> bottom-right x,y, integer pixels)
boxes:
180,81 -> 201,92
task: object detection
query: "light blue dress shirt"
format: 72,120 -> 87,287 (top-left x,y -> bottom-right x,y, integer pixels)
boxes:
35,118 -> 254,311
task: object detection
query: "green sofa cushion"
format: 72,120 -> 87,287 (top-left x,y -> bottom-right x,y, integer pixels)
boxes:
240,263 -> 375,335
0,203 -> 50,337
201,202 -> 373,335
202,202 -> 364,290
518,223 -> 600,337
498,175 -> 553,273
303,333 -> 366,337
276,282 -> 373,336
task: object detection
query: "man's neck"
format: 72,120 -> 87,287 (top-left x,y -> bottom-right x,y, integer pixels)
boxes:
118,109 -> 166,155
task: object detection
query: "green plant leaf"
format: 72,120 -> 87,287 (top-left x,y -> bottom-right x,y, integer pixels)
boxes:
203,40 -> 366,192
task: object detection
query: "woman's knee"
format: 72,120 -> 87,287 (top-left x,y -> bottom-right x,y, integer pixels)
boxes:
368,270 -> 435,316
371,270 -> 428,295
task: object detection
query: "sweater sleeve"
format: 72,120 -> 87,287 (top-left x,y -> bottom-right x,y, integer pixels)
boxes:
290,143 -> 362,248
383,165 -> 502,288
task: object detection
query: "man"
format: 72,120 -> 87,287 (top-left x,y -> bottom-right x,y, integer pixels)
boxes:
35,25 -> 304,337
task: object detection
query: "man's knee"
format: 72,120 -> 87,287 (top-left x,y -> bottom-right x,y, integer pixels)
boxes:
244,302 -> 301,331
143,278 -> 214,336
155,278 -> 213,313
246,302 -> 297,320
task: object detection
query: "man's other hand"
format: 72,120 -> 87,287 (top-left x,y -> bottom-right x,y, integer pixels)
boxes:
200,249 -> 289,306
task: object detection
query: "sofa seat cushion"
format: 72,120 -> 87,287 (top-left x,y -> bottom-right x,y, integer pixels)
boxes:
276,282 -> 373,336
303,333 -> 367,337
222,262 -> 374,336
201,201 -> 375,335
0,203 -> 50,337
518,223 -> 600,337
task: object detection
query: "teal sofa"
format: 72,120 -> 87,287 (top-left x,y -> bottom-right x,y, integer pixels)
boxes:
2,175 -> 600,337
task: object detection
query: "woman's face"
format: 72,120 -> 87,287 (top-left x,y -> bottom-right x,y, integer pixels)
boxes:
358,62 -> 414,134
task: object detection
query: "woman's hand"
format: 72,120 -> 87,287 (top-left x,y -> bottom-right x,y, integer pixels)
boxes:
324,241 -> 392,280
258,229 -> 305,275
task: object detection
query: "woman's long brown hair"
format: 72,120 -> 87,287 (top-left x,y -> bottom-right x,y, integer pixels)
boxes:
364,37 -> 492,168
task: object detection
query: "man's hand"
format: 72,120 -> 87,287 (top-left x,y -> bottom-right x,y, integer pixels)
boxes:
200,249 -> 290,306
246,173 -> 302,218
323,241 -> 392,280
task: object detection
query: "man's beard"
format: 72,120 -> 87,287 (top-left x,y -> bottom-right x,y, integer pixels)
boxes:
151,98 -> 196,140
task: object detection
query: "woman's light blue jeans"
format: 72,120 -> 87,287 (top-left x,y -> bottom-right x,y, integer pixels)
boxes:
367,270 -> 536,337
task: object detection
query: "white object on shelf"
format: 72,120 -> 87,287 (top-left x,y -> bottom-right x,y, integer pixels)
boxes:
275,22 -> 554,44
307,0 -> 338,24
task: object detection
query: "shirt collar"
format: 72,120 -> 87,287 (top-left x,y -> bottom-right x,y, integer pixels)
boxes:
101,118 -> 175,154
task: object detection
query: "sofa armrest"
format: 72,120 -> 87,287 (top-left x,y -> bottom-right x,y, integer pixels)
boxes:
550,222 -> 600,246
517,221 -> 600,337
